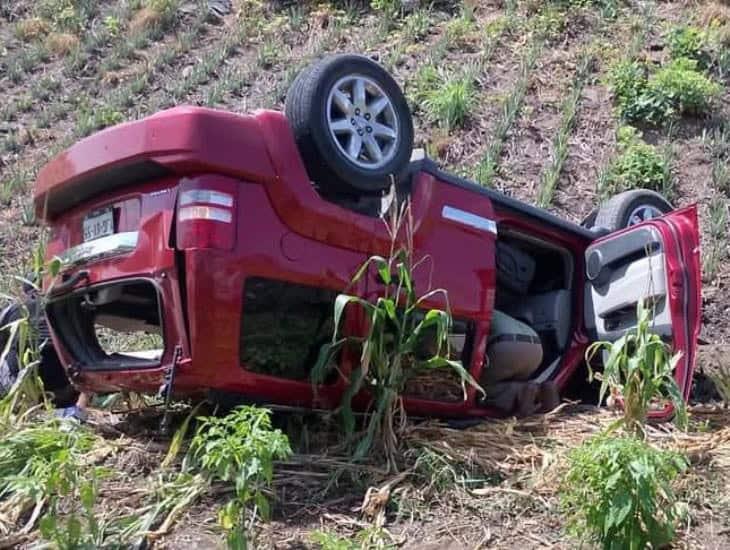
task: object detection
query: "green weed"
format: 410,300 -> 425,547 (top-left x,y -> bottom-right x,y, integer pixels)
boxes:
21,201 -> 37,227
39,469 -> 108,549
36,0 -> 96,33
310,526 -> 395,550
667,25 -> 712,69
371,0 -> 403,18
1,169 -> 28,205
444,10 -> 477,50
702,121 -> 730,195
103,15 -> 122,37
585,299 -> 688,436
0,420 -> 97,535
402,9 -> 431,41
561,434 -> 688,550
257,37 -> 280,69
188,406 -> 292,547
600,126 -> 671,198
534,6 -> 567,41
609,57 -> 721,124
76,105 -> 124,137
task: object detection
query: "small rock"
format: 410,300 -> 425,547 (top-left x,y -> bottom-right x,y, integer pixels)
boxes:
207,0 -> 232,23
182,65 -> 194,78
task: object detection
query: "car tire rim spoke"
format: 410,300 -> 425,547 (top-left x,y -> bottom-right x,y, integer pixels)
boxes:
326,75 -> 399,169
348,133 -> 363,158
627,205 -> 664,226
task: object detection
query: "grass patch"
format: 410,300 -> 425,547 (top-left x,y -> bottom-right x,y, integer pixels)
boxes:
0,170 -> 28,206
421,68 -> 476,131
402,8 -> 431,41
444,8 -> 477,50
46,32 -> 80,56
703,121 -> 730,195
15,17 -> 50,41
35,0 -> 96,34
310,526 -> 395,549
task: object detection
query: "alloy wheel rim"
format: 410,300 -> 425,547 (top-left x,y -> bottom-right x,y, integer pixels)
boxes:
326,75 -> 399,169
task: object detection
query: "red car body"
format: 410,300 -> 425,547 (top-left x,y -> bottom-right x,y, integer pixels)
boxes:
33,107 -> 702,419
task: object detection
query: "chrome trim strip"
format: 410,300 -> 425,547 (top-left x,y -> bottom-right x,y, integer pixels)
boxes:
59,231 -> 139,266
442,205 -> 498,235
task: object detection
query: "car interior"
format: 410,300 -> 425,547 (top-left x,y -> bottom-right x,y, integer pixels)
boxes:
493,228 -> 574,381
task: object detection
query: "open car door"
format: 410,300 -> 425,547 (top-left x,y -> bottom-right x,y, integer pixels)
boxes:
584,206 -> 702,418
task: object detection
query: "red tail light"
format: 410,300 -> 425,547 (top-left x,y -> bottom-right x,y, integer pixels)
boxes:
176,176 -> 238,250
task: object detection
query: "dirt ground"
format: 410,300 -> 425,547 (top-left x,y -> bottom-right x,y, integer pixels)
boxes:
33,398 -> 726,550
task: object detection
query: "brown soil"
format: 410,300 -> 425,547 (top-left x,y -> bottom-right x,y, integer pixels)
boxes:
2,0 -> 730,547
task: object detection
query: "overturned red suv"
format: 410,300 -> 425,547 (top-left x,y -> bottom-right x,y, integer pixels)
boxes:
33,55 -> 701,419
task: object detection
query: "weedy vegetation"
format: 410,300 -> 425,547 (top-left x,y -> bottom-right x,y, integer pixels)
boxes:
561,299 -> 690,548
585,299 -> 688,436
667,25 -> 713,70
702,197 -> 729,282
609,56 -> 721,125
188,406 -> 292,548
310,525 -> 395,550
561,434 -> 688,550
599,126 -> 672,198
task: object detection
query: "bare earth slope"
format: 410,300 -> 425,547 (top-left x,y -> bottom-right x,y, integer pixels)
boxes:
1,0 -> 730,548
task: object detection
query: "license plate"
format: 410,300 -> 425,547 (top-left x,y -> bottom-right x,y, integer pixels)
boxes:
83,208 -> 114,242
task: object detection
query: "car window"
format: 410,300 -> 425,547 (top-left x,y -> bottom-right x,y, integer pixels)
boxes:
240,277 -> 338,382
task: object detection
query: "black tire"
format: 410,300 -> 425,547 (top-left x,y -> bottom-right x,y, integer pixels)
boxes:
593,189 -> 673,231
285,54 -> 414,195
580,208 -> 598,229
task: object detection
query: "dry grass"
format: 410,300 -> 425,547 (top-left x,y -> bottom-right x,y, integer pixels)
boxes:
15,18 -> 49,41
405,404 -> 730,493
46,32 -> 80,56
698,2 -> 730,27
129,7 -> 162,34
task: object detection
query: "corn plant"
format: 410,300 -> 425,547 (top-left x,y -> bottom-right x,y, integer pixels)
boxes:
702,197 -> 728,282
561,434 -> 688,550
312,201 -> 483,469
585,299 -> 688,437
537,49 -> 596,207
475,37 -> 543,186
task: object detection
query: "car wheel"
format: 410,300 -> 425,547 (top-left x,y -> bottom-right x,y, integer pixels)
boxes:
285,54 -> 414,195
593,189 -> 673,231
